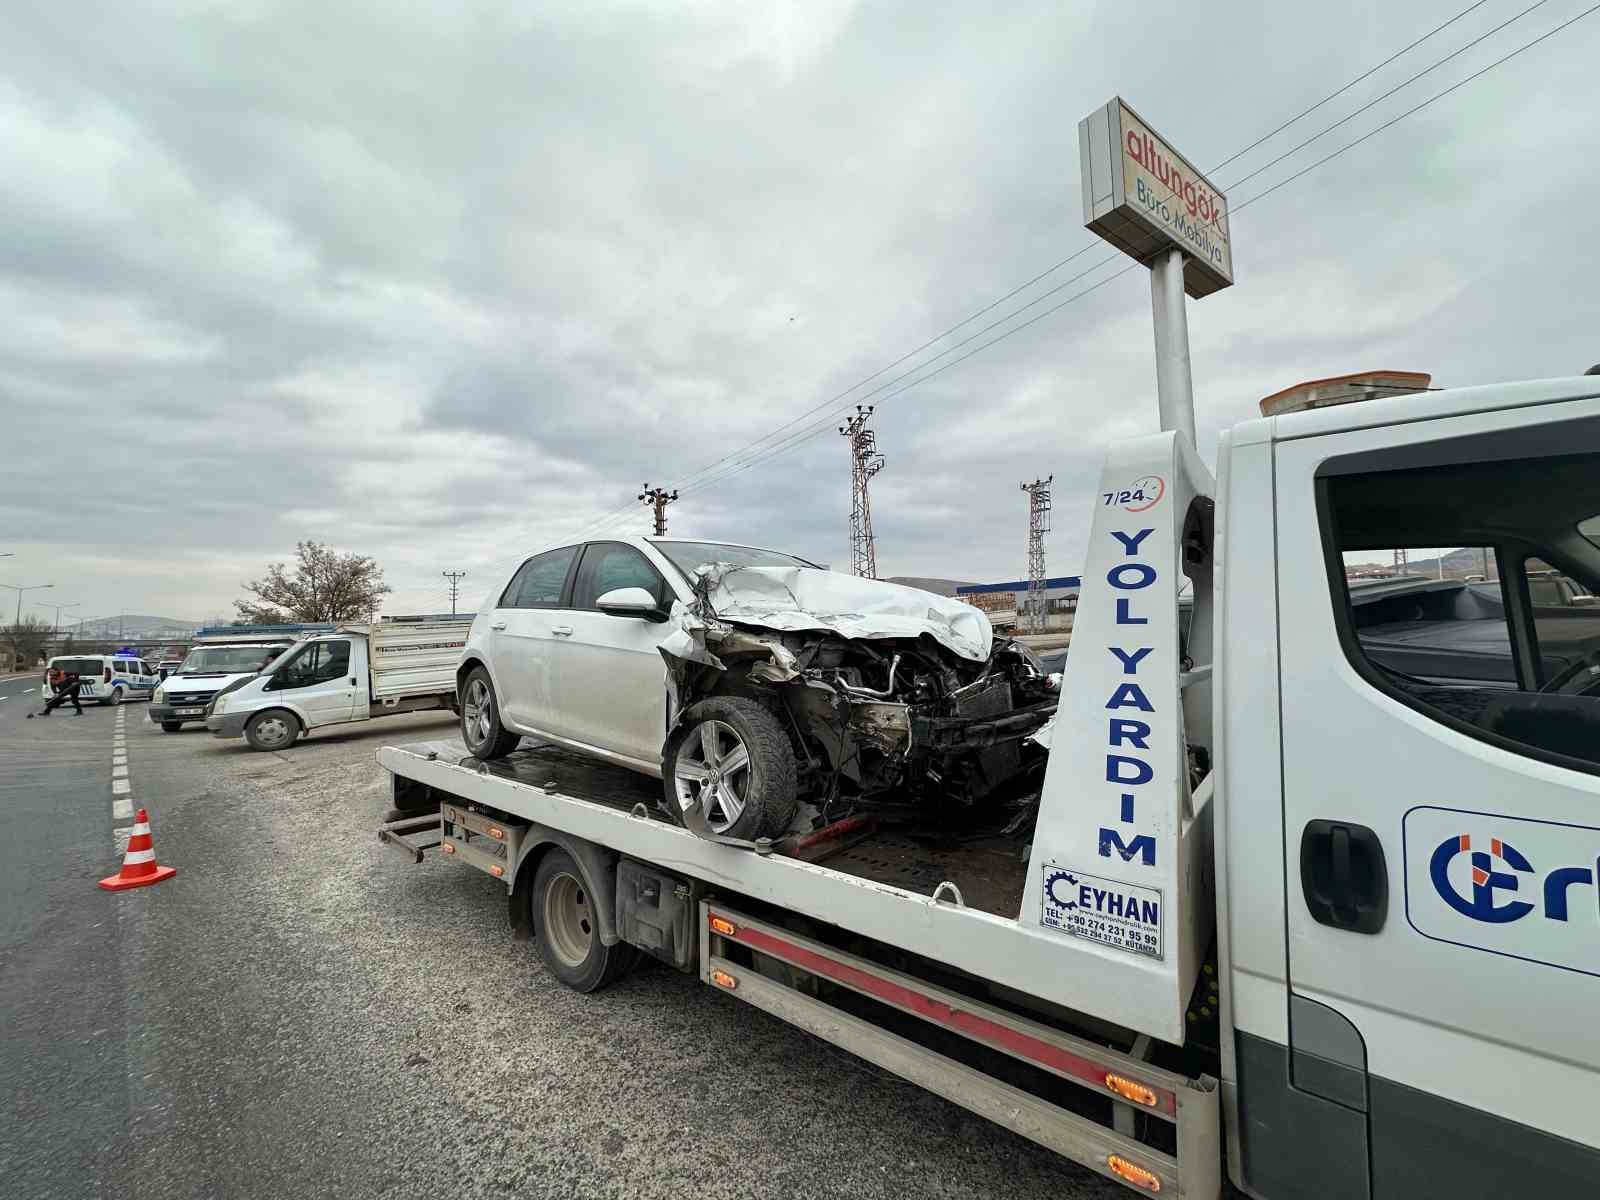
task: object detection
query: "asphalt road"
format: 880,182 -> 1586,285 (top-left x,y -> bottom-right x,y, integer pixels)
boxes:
0,691 -> 1125,1200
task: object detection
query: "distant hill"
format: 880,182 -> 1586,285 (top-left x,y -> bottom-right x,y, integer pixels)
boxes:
70,614 -> 202,638
884,576 -> 976,597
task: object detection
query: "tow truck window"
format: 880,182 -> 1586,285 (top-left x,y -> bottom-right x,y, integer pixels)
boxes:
1322,448 -> 1600,774
572,542 -> 668,609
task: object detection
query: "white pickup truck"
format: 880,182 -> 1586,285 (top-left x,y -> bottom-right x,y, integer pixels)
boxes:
152,625 -> 333,731
207,615 -> 471,751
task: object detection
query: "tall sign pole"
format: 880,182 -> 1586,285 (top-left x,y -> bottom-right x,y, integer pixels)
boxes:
1079,97 -> 1234,445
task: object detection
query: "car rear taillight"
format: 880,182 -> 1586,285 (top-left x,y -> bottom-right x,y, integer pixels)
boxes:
104,667 -> 112,682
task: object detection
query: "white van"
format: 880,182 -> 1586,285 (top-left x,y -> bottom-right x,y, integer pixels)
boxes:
41,654 -> 160,706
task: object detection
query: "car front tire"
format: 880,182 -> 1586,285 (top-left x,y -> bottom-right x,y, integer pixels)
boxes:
663,696 -> 797,841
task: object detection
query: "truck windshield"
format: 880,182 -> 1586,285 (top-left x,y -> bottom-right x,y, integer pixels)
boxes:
654,541 -> 816,578
178,644 -> 291,674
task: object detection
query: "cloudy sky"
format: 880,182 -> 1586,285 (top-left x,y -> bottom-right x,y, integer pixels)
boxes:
3,0 -> 1597,623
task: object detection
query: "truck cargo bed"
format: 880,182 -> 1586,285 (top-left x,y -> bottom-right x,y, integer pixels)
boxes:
377,737 -> 1188,1040
395,739 -> 1029,917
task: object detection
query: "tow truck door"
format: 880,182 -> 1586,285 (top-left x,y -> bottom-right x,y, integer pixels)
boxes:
1271,397 -> 1600,1194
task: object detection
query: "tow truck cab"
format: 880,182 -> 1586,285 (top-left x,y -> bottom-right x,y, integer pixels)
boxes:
1217,375 -> 1599,1195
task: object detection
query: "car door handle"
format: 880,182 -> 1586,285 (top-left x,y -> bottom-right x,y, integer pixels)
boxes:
490,621 -> 508,631
551,625 -> 574,637
1300,820 -> 1388,934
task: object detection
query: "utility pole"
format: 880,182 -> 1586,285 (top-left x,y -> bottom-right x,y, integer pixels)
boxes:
35,600 -> 79,640
442,571 -> 467,616
838,405 -> 885,578
1392,549 -> 1409,577
1020,476 -> 1053,634
638,484 -> 678,537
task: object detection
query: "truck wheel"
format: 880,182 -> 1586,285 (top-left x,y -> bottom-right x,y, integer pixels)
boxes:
532,849 -> 636,992
663,697 -> 797,841
160,721 -> 183,733
460,667 -> 520,759
245,709 -> 298,752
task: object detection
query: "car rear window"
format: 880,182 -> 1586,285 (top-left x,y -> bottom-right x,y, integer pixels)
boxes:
50,657 -> 101,675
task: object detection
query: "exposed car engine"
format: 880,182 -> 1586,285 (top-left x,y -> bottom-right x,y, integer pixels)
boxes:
659,564 -> 1058,836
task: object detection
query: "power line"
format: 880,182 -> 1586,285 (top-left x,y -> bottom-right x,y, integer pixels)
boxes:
1223,0 -> 1554,193
561,0 -> 1595,536
667,2 -> 1598,490
1231,2 -> 1599,212
1209,0 -> 1493,172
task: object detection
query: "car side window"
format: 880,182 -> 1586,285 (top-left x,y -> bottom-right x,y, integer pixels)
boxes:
1322,446 -> 1600,774
269,640 -> 352,690
572,542 -> 669,609
505,546 -> 579,609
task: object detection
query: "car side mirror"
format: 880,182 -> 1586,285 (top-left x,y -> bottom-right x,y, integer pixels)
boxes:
596,586 -> 666,621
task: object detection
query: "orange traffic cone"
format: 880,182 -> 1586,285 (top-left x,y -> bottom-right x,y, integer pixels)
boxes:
98,808 -> 176,891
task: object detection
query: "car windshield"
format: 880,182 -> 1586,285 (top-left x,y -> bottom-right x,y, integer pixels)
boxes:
654,540 -> 815,579
1581,513 -> 1600,548
178,644 -> 291,674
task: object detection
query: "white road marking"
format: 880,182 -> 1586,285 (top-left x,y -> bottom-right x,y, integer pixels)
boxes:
112,779 -> 130,795
113,755 -> 127,766
113,765 -> 128,778
112,799 -> 133,820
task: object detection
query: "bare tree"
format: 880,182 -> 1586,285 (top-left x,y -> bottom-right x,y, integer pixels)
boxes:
236,541 -> 392,624
3,615 -> 51,670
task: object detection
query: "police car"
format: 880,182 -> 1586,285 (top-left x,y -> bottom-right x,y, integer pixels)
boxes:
41,654 -> 160,705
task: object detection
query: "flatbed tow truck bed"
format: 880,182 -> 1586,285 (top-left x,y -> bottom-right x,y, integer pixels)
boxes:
376,735 -> 1221,1197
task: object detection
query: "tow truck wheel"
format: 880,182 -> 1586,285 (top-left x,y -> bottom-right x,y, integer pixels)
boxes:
459,667 -> 520,759
245,709 -> 298,752
531,848 -> 636,992
160,721 -> 183,733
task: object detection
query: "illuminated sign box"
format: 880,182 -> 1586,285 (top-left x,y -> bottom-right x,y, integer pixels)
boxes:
1079,98 -> 1234,298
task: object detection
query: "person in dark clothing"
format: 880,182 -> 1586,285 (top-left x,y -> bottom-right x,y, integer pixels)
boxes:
30,669 -> 84,717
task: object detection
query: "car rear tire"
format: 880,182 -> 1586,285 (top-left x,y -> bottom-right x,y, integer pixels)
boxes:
245,709 -> 298,752
160,721 -> 183,733
459,667 -> 520,759
663,696 -> 797,841
531,849 -> 636,992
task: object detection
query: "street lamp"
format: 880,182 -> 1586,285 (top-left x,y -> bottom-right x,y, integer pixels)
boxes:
0,581 -> 53,627
34,600 -> 80,637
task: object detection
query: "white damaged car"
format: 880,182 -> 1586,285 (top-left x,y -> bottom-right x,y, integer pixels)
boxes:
456,538 -> 1057,842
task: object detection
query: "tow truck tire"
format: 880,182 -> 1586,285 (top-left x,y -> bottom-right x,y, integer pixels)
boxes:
245,709 -> 299,752
531,848 -> 636,992
160,721 -> 183,733
459,667 -> 520,760
663,696 -> 797,841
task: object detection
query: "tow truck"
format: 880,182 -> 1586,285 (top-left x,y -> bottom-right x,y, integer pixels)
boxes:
375,373 -> 1600,1197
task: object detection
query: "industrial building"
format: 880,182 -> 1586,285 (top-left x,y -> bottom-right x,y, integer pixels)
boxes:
956,575 -> 1080,630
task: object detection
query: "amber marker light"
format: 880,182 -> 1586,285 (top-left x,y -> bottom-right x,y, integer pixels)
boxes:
1107,1156 -> 1161,1191
1105,1073 -> 1159,1107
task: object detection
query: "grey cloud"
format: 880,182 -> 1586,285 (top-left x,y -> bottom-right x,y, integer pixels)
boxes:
2,0 -> 1597,621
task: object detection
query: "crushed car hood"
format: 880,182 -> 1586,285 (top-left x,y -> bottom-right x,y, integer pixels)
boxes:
674,564 -> 993,662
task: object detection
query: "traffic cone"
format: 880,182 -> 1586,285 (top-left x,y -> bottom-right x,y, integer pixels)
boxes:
98,808 -> 176,891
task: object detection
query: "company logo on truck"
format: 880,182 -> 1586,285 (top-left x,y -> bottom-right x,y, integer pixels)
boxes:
1405,806 -> 1599,979
1041,865 -> 1163,959
1429,833 -> 1595,925
1102,475 -> 1165,513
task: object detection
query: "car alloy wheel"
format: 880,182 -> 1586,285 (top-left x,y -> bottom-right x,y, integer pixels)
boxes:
672,719 -> 752,834
463,677 -> 494,751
